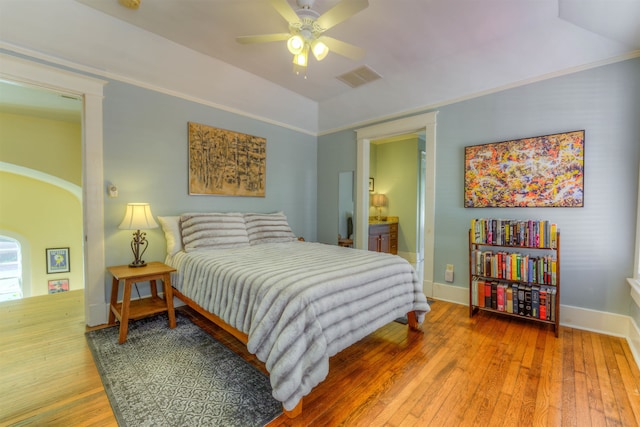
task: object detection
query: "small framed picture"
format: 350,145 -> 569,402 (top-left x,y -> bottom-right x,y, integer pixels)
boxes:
48,279 -> 69,293
369,177 -> 374,192
46,247 -> 70,274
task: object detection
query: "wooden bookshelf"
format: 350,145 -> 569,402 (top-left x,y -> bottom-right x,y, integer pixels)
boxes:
468,219 -> 560,337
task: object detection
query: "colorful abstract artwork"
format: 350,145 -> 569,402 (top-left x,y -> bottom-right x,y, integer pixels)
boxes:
464,130 -> 584,208
188,122 -> 266,197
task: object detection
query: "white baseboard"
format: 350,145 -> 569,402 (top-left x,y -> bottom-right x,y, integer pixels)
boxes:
432,281 -> 468,304
88,302 -> 109,327
430,281 -> 640,370
627,318 -> 640,370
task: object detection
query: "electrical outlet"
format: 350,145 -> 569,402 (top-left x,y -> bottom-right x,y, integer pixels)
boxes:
445,264 -> 454,282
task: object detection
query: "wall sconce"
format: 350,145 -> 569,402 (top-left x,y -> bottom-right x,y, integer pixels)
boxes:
372,194 -> 387,221
118,203 -> 158,267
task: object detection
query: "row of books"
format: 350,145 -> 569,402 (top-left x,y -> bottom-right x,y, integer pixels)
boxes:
471,277 -> 557,321
471,249 -> 558,285
470,218 -> 558,248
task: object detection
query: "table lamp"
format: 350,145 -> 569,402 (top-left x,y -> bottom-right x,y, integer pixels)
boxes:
372,194 -> 387,221
118,203 -> 158,267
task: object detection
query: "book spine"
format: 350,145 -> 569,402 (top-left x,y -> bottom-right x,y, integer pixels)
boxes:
485,281 -> 492,308
518,286 -> 526,315
491,282 -> 498,310
497,283 -> 505,312
531,285 -> 540,319
472,278 -> 478,306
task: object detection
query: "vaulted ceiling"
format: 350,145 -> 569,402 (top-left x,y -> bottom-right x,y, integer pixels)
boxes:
1,0 -> 639,134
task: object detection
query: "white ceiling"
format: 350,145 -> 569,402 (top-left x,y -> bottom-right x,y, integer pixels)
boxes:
0,81 -> 82,123
1,0 -> 639,133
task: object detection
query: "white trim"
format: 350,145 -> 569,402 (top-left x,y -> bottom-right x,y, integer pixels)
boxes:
356,112 -> 438,299
0,42 -> 316,137
628,318 -> 640,372
432,282 -> 468,305
5,44 -> 638,138
633,161 -> 640,286
0,161 -> 82,201
628,278 -> 640,309
320,50 -> 640,136
0,53 -> 107,327
432,281 -> 640,370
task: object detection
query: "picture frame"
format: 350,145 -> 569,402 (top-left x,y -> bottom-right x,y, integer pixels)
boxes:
369,177 -> 374,192
48,279 -> 69,293
188,121 -> 266,197
46,247 -> 70,274
464,130 -> 584,208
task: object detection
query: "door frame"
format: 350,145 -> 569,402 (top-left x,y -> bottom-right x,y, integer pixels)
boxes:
0,53 -> 108,326
355,112 -> 437,297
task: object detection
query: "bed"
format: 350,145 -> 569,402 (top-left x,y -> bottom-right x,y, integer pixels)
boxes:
158,212 -> 430,418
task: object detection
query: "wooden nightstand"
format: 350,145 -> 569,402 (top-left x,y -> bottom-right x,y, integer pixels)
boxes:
107,261 -> 177,344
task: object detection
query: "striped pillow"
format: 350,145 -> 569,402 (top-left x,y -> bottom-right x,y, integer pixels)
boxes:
244,212 -> 296,245
180,212 -> 249,251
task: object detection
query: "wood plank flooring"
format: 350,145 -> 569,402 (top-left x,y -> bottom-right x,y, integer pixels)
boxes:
1,290 -> 639,426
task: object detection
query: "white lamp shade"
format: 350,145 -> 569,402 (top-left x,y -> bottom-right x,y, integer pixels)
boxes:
372,194 -> 387,207
311,40 -> 329,61
287,35 -> 305,54
118,203 -> 159,230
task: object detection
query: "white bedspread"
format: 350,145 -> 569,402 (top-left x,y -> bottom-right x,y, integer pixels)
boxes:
167,241 -> 430,411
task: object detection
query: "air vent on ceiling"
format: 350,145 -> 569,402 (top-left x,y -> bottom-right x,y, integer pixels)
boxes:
337,65 -> 382,88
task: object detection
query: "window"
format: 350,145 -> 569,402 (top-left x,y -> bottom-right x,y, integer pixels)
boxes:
0,236 -> 22,302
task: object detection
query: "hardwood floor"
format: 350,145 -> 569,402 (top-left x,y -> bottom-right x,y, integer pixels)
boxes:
1,290 -> 639,426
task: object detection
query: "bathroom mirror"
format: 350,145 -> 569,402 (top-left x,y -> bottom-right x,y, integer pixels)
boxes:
338,171 -> 354,242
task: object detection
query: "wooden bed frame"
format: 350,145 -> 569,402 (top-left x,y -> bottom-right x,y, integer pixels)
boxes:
172,286 -> 421,418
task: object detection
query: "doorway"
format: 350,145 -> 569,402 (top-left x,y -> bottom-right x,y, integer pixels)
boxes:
0,53 -> 107,326
369,134 -> 425,263
355,112 -> 437,297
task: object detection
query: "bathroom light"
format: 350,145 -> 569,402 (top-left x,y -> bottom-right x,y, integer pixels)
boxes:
372,194 -> 387,221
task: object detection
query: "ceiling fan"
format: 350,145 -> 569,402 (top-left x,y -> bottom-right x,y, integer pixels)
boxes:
236,0 -> 369,76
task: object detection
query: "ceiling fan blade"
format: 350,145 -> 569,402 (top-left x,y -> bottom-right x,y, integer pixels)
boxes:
316,0 -> 369,31
236,33 -> 291,44
270,0 -> 302,24
320,36 -> 365,60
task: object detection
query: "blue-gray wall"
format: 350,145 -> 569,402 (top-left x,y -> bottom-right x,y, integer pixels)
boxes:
103,81 -> 318,270
318,57 -> 640,318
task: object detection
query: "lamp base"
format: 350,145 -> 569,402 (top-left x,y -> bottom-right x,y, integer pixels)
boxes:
129,260 -> 147,268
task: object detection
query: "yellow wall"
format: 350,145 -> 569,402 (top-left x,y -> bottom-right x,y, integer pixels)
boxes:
0,112 -> 83,297
0,173 -> 83,296
370,137 -> 419,256
0,112 -> 81,185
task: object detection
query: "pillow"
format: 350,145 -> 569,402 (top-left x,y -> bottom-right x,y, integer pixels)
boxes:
244,211 -> 296,245
157,216 -> 183,256
180,212 -> 250,251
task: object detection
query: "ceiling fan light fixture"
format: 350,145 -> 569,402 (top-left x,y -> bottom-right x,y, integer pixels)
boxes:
311,40 -> 329,61
287,35 -> 305,54
293,48 -> 308,67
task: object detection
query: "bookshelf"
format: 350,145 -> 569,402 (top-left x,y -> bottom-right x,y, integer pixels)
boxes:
468,219 -> 560,337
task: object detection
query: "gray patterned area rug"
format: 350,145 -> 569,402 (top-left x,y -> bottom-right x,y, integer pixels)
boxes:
86,312 -> 282,427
